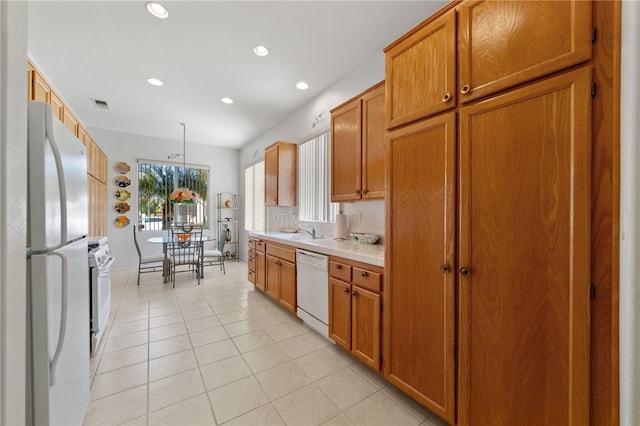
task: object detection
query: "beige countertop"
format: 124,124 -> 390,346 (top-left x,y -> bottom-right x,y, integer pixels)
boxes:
249,231 -> 385,267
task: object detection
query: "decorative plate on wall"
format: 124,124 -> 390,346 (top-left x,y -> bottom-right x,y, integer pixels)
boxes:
115,189 -> 131,201
115,215 -> 130,228
114,201 -> 131,214
115,162 -> 131,174
115,175 -> 131,187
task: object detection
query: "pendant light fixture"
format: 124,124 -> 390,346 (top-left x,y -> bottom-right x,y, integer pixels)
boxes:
169,123 -> 199,222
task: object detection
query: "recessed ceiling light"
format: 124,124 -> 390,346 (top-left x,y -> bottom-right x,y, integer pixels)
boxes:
146,2 -> 169,19
253,45 -> 269,57
296,81 -> 309,90
146,77 -> 163,86
221,97 -> 234,104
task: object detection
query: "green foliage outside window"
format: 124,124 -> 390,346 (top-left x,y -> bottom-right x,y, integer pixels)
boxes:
138,162 -> 209,230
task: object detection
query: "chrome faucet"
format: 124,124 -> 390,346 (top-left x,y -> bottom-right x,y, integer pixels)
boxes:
298,226 -> 316,239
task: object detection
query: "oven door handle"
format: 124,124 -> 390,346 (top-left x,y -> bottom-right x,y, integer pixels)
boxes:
99,257 -> 115,271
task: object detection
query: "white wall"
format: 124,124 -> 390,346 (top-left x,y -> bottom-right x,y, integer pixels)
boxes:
238,51 -> 387,259
0,2 -> 27,424
620,1 -> 640,423
89,128 -> 240,270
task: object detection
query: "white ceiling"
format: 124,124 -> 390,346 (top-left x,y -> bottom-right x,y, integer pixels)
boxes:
27,1 -> 447,149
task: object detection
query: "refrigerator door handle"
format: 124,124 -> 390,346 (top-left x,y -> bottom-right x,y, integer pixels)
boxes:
48,251 -> 68,386
47,116 -> 69,248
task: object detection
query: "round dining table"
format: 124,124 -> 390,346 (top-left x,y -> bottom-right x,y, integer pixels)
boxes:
147,235 -> 215,283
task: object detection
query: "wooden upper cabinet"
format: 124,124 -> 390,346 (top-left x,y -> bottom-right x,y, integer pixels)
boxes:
62,107 -> 79,137
331,82 -> 385,202
78,127 -> 88,147
264,141 -> 297,206
458,0 -> 592,103
331,96 -> 361,202
50,92 -> 64,121
457,66 -> 591,426
28,60 -> 109,237
27,63 -> 34,101
361,84 -> 386,200
385,10 -> 456,129
95,145 -> 108,183
32,70 -> 52,103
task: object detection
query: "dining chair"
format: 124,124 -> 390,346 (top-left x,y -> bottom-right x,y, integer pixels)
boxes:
168,222 -> 203,287
133,225 -> 167,286
202,227 -> 227,275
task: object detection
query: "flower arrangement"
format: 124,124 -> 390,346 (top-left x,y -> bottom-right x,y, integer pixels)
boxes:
169,187 -> 198,204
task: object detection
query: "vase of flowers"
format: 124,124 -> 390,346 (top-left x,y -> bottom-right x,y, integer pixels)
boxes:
170,187 -> 199,223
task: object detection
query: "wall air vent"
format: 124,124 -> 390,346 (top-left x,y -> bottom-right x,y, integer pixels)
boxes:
91,98 -> 110,110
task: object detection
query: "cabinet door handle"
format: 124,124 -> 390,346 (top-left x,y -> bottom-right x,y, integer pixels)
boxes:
361,271 -> 368,277
460,267 -> 471,276
351,291 -> 357,296
442,92 -> 452,102
355,189 -> 361,195
441,264 -> 450,274
336,264 -> 342,270
460,84 -> 471,95
362,189 -> 369,195
343,288 -> 349,294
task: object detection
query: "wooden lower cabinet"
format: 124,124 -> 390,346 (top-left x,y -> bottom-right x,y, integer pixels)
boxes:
255,251 -> 266,291
261,241 -> 297,313
265,254 -> 280,300
278,260 -> 296,312
329,258 -> 382,370
350,286 -> 380,368
248,248 -> 256,284
329,278 -> 352,348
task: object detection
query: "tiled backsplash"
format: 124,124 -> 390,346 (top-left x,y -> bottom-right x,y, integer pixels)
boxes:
266,199 -> 385,244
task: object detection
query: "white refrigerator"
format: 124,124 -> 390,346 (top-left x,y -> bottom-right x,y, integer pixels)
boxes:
27,101 -> 90,425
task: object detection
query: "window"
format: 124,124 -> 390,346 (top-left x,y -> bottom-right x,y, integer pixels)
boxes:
245,161 -> 265,231
137,161 -> 209,230
298,131 -> 338,222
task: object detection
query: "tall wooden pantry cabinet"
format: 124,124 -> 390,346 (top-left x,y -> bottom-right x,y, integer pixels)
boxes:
382,0 -> 611,425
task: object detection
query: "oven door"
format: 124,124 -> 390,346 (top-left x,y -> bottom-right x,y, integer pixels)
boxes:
91,256 -> 113,343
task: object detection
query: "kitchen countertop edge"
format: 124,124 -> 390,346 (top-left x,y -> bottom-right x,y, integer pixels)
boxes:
249,232 -> 384,267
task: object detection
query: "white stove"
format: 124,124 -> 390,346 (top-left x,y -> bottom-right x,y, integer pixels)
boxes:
88,237 -> 113,354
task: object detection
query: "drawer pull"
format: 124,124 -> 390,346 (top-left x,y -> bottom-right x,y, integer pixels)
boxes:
336,264 -> 343,270
361,271 -> 368,277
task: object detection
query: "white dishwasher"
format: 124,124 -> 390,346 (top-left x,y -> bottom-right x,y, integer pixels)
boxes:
296,249 -> 332,340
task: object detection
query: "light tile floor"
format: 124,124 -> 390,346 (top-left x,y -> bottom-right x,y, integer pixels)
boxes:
84,261 -> 447,426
